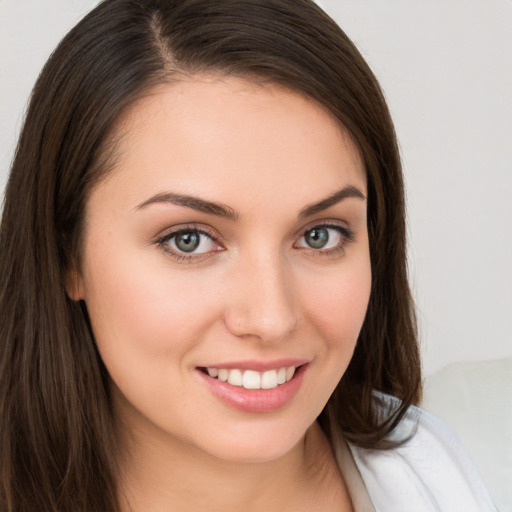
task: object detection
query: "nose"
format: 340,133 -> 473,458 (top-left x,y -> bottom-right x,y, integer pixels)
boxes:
223,252 -> 298,343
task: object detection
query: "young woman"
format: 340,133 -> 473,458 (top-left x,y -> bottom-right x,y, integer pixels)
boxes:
0,1 -> 496,510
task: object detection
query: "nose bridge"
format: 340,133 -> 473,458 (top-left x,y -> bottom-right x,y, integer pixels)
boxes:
224,247 -> 297,342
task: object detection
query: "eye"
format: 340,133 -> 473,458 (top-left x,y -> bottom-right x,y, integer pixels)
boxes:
299,226 -> 340,250
166,229 -> 217,254
295,224 -> 354,252
157,227 -> 222,260
171,231 -> 210,253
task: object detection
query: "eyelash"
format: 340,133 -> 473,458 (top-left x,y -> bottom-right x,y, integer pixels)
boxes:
155,225 -> 222,263
154,222 -> 356,263
294,222 -> 356,258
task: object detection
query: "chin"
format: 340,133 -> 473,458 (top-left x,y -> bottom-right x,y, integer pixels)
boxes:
188,415 -> 313,465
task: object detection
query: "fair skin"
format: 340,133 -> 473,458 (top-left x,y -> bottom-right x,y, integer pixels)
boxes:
70,76 -> 371,511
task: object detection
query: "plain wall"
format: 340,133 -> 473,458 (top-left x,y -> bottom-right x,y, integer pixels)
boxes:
1,0 -> 511,375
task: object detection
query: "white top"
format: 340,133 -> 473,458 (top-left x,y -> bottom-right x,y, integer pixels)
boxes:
330,397 -> 498,511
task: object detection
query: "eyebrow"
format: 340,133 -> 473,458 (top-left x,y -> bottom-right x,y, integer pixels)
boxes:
135,185 -> 365,220
135,192 -> 239,220
299,185 -> 366,218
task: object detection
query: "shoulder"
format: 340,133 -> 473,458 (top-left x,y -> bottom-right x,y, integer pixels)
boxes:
346,394 -> 497,511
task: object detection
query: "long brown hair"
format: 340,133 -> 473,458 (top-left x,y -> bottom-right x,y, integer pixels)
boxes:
0,0 -> 421,510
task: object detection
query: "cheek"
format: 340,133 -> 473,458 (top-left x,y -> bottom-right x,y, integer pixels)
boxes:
302,257 -> 371,348
81,247 -> 221,369
294,252 -> 371,417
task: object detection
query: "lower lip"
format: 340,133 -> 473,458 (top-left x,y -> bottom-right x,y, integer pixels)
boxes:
196,364 -> 307,413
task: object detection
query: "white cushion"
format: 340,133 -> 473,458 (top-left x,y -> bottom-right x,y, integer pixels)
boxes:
421,356 -> 512,511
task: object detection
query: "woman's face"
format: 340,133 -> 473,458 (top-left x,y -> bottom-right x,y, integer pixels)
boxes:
72,77 -> 371,463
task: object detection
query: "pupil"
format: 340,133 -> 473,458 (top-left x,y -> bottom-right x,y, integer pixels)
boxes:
306,228 -> 328,249
176,232 -> 200,252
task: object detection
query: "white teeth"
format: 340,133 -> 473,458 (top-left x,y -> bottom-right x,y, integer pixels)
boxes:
227,369 -> 243,386
242,370 -> 261,389
205,366 -> 299,389
261,369 -> 278,389
207,368 -> 219,378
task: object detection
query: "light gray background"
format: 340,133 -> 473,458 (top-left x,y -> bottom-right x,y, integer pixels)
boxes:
1,0 -> 511,376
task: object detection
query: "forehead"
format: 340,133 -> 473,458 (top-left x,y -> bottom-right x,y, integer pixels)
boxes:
91,76 -> 366,212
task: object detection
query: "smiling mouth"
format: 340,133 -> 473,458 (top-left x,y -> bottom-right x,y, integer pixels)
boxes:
199,366 -> 298,390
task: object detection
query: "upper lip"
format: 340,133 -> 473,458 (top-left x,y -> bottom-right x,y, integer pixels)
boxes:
198,358 -> 309,372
